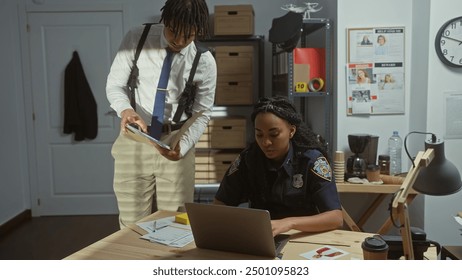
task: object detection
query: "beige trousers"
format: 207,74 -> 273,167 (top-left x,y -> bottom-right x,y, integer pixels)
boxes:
111,132 -> 195,229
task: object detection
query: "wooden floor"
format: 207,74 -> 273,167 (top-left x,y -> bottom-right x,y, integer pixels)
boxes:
0,215 -> 119,260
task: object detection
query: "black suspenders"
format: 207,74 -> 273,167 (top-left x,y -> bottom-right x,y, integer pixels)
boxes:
127,23 -> 153,111
126,23 -> 209,123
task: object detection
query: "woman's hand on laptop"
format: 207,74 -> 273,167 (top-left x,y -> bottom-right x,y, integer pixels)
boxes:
271,210 -> 343,236
271,219 -> 293,236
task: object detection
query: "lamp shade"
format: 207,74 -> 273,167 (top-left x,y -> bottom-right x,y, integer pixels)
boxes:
269,11 -> 303,52
413,139 -> 462,195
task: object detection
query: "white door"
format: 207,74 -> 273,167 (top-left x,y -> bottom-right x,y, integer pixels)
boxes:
27,10 -> 123,215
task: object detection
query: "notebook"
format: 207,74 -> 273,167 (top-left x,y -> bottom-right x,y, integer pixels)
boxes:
184,202 -> 290,258
125,123 -> 171,150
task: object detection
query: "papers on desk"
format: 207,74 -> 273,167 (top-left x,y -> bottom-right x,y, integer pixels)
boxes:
454,215 -> 462,226
300,245 -> 349,260
137,217 -> 194,248
347,177 -> 383,184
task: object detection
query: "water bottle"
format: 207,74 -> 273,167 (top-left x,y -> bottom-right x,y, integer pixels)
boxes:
388,131 -> 402,175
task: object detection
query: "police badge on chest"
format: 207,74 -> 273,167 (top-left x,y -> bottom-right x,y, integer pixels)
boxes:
292,174 -> 303,188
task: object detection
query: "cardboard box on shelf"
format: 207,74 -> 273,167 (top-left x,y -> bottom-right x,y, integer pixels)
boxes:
194,151 -> 239,184
215,45 -> 253,75
209,118 -> 247,149
214,5 -> 254,36
215,74 -> 253,105
195,118 -> 247,150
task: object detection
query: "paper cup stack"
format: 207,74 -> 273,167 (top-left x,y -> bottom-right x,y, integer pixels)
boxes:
333,151 -> 345,183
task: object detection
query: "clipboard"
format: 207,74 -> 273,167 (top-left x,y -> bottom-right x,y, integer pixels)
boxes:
125,123 -> 172,150
124,111 -> 205,151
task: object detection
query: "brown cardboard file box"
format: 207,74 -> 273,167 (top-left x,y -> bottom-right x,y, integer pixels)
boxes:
215,46 -> 253,75
209,117 -> 247,149
196,117 -> 247,149
215,45 -> 253,105
214,5 -> 254,36
216,75 -> 253,105
209,152 -> 238,182
194,151 -> 239,183
194,151 -> 210,183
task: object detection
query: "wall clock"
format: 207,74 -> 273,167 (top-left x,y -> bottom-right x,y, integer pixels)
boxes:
434,16 -> 462,68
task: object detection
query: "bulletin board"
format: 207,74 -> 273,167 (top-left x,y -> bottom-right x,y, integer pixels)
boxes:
346,27 -> 405,115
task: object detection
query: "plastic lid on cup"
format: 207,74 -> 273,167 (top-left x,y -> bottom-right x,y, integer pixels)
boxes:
361,236 -> 389,252
378,155 -> 390,160
367,164 -> 380,171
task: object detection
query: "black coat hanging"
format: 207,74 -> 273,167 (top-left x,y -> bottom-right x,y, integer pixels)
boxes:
63,51 -> 98,141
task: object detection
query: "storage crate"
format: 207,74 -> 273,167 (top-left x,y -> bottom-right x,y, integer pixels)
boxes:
195,117 -> 247,149
194,151 -> 210,183
215,46 -> 253,75
214,5 -> 254,36
209,118 -> 247,149
209,152 -> 238,181
194,151 -> 239,184
215,74 -> 253,105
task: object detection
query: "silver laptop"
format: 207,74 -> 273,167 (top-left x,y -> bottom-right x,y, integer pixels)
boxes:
184,202 -> 290,258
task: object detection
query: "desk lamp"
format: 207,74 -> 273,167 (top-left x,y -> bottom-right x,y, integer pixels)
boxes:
391,132 -> 461,260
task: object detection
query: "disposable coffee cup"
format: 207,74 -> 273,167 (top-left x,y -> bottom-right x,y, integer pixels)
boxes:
361,236 -> 389,260
334,151 -> 345,162
366,164 -> 381,182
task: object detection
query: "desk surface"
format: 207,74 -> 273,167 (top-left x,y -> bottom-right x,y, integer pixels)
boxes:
441,246 -> 462,260
64,210 -> 374,260
336,183 -> 418,233
337,183 -> 417,194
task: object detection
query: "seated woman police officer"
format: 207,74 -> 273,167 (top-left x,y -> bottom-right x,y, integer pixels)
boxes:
214,96 -> 343,236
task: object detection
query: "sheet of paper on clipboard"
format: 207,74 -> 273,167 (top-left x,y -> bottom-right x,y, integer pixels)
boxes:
124,110 -> 205,150
125,123 -> 172,150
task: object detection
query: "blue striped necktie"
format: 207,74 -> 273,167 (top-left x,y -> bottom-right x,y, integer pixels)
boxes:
150,49 -> 173,139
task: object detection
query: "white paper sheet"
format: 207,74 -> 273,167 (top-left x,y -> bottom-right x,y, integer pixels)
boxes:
454,216 -> 462,226
137,217 -> 193,248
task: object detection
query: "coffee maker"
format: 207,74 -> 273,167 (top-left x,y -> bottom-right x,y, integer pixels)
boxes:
346,134 -> 371,178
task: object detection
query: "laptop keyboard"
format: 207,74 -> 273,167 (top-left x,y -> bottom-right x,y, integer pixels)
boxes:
274,234 -> 290,256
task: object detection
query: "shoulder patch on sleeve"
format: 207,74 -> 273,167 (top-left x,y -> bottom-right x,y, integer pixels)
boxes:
227,155 -> 241,176
311,157 -> 332,181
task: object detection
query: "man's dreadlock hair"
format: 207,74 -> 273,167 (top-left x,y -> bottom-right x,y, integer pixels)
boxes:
160,0 -> 210,41
251,96 -> 328,158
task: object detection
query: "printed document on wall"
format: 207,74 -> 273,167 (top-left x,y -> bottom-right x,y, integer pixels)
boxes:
346,27 -> 405,115
444,91 -> 462,139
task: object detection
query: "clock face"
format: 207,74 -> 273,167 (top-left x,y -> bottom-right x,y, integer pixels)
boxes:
435,16 -> 462,68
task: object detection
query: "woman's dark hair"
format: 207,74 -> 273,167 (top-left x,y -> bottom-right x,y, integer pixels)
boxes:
160,0 -> 210,41
251,96 -> 328,158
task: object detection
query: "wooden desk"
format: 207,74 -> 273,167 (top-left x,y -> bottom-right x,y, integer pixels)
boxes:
441,246 -> 462,260
64,210 -> 375,260
337,183 -> 418,234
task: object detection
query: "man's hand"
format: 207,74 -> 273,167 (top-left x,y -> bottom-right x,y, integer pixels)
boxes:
150,141 -> 182,161
120,108 -> 147,133
121,109 -> 182,161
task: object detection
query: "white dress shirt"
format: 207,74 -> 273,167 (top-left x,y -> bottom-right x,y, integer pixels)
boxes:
106,24 -> 217,156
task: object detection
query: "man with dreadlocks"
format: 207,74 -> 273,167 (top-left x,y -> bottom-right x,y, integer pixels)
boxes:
106,0 -> 216,228
214,96 -> 343,236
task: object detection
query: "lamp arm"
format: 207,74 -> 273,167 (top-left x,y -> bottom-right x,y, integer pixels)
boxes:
391,148 -> 434,260
392,149 -> 434,207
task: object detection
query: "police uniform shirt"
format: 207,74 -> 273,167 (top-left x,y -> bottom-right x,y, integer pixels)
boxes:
215,142 -> 342,219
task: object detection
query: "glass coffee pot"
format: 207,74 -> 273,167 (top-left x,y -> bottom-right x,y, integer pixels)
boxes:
346,134 -> 371,178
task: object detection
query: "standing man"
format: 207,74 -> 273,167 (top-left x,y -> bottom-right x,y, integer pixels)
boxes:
106,0 -> 217,228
